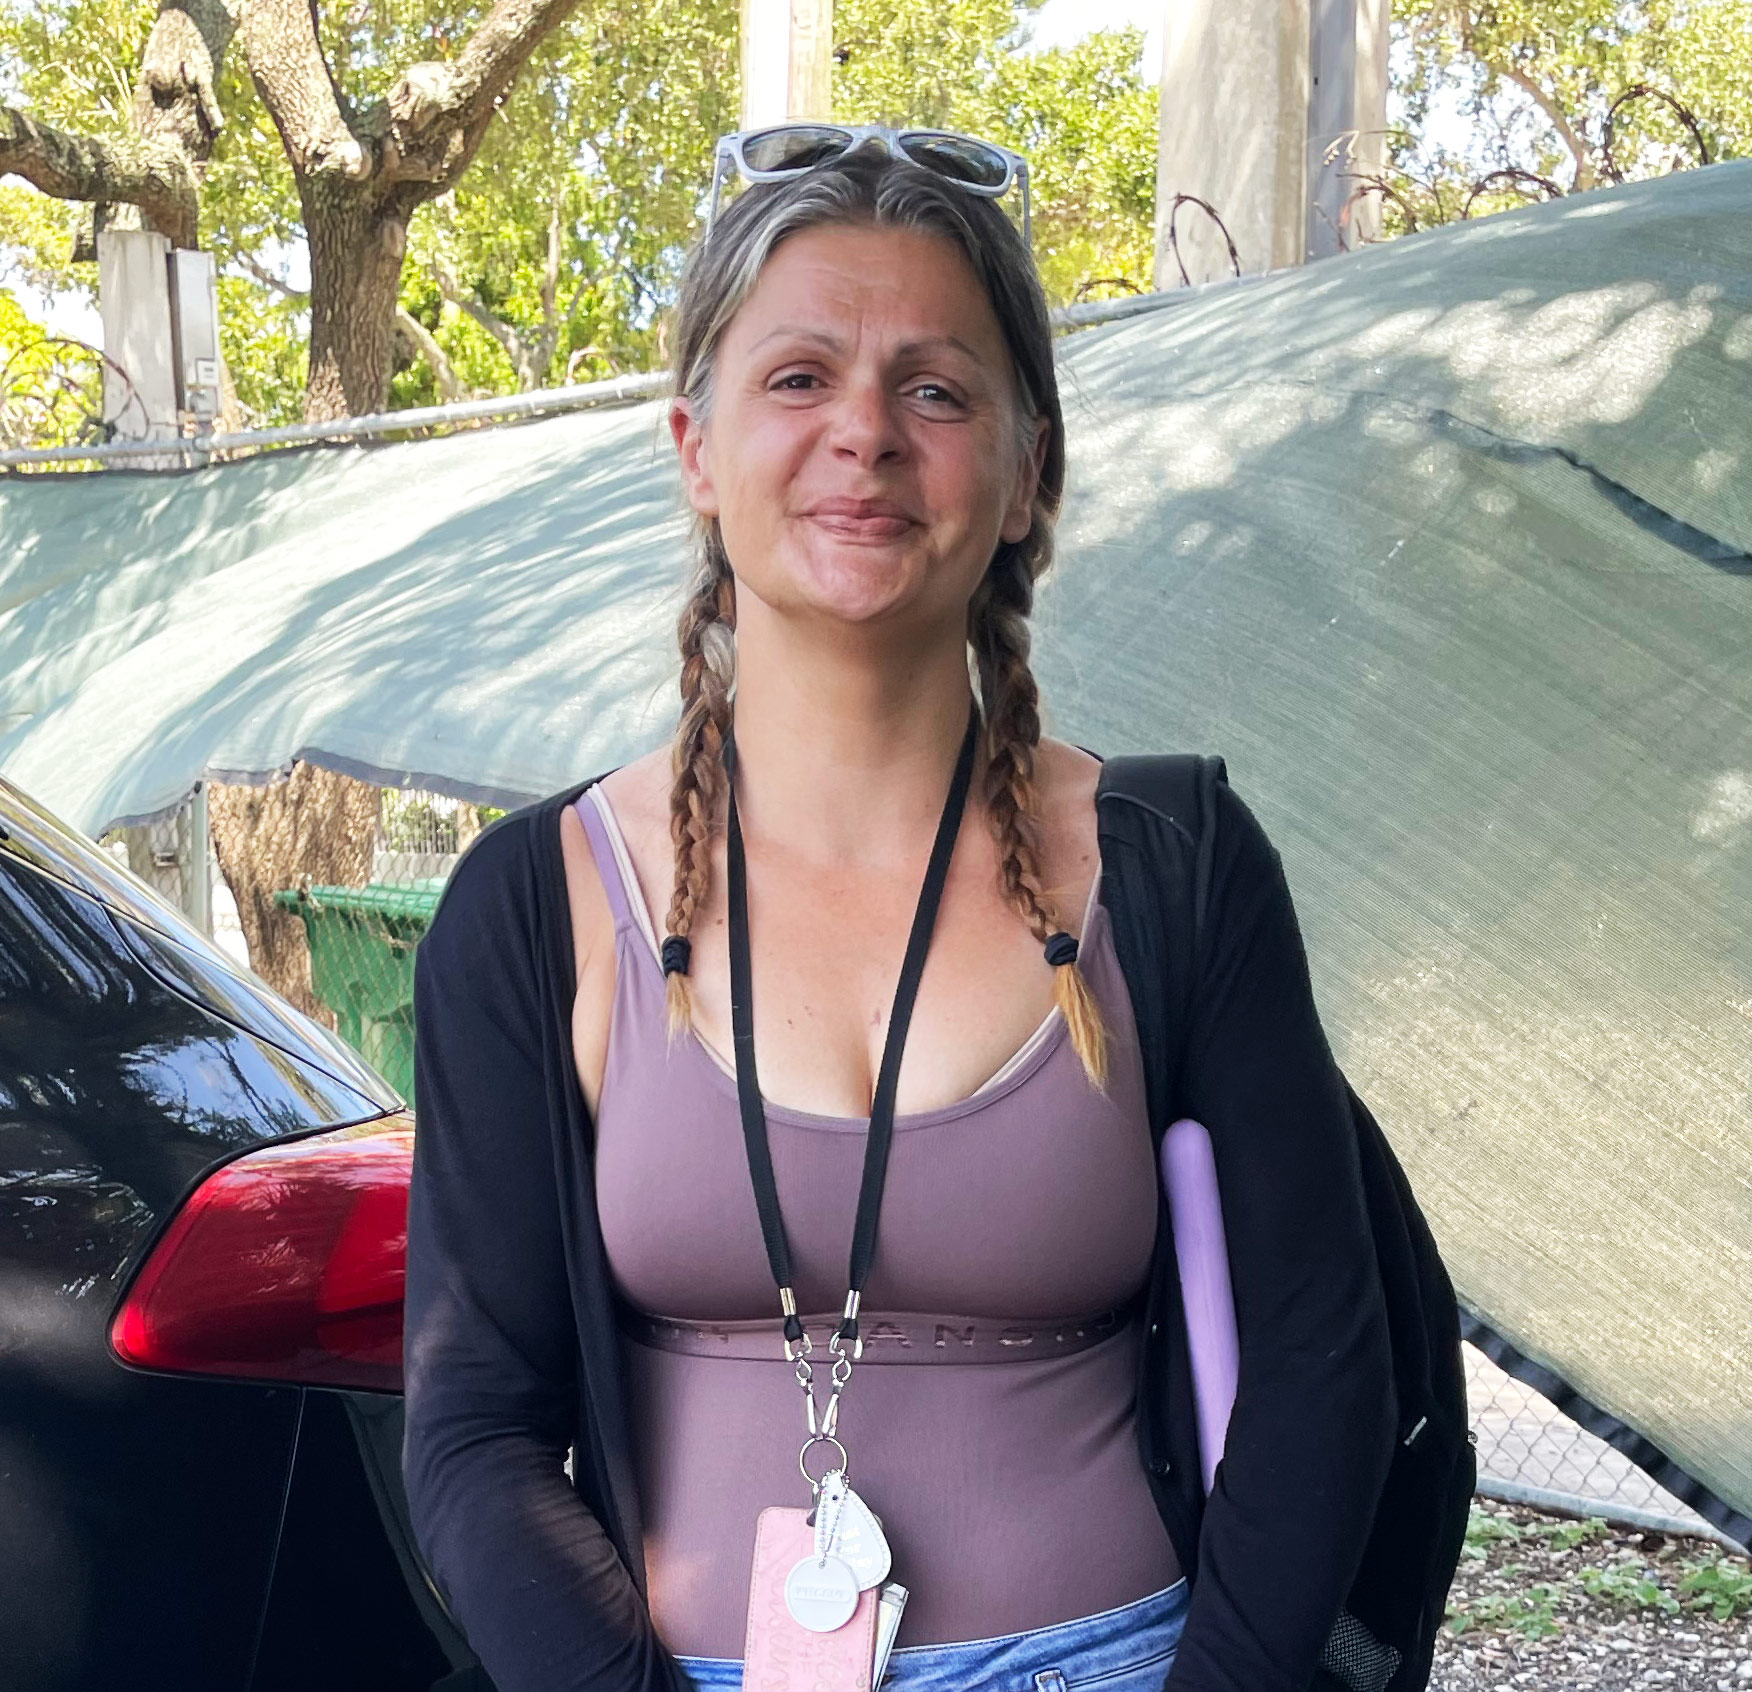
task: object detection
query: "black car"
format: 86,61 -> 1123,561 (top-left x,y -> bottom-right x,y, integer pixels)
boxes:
0,774 -> 484,1692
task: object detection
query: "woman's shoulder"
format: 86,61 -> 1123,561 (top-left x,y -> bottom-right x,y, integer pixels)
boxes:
1091,749 -> 1287,899
428,779 -> 605,955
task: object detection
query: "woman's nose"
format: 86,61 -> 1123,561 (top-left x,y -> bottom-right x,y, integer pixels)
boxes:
829,376 -> 907,464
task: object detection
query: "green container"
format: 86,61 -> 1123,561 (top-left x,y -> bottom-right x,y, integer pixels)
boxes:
272,879 -> 445,1102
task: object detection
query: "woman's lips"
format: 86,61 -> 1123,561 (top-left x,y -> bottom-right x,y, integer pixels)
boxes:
803,500 -> 917,541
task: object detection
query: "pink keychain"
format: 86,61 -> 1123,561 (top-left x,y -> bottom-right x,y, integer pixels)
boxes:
1161,1118 -> 1240,1496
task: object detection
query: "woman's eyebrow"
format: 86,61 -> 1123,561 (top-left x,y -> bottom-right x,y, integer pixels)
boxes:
748,327 -> 985,363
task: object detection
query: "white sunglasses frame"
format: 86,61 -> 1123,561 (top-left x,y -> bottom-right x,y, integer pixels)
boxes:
706,123 -> 1032,247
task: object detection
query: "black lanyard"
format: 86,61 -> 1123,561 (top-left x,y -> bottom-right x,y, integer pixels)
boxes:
725,702 -> 980,1357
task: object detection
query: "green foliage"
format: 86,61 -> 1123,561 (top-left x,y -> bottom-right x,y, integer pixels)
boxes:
0,284 -> 104,449
1531,1515 -> 1610,1552
1449,1502 -> 1752,1642
1461,1502 -> 1525,1553
406,0 -> 1159,398
1387,0 -> 1752,230
1577,1561 -> 1681,1613
0,0 -> 153,293
1,0 -> 310,424
1446,1578 -> 1564,1639
835,0 -> 1157,305
1678,1557 -> 1752,1621
399,0 -> 740,399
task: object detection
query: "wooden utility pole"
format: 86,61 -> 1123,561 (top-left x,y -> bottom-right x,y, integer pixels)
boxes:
740,0 -> 834,128
1154,0 -> 1389,286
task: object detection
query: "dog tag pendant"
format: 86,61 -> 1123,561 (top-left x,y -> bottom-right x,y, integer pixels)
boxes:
814,1469 -> 893,1591
784,1551 -> 861,1632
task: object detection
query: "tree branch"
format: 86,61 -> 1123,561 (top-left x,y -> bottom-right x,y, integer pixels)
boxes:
531,193 -> 566,376
235,249 -> 308,299
1,107 -> 197,247
376,0 -> 587,194
395,305 -> 465,402
132,0 -> 241,168
432,255 -> 539,389
238,0 -> 369,180
1453,3 -> 1594,190
1493,62 -> 1594,189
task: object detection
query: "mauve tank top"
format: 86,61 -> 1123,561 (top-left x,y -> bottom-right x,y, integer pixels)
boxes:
576,786 -> 1183,1657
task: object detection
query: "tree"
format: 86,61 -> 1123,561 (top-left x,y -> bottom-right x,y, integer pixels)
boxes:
0,0 -> 230,253
3,0 -> 592,423
1387,0 -> 1750,227
392,0 -> 738,403
4,0 -> 1157,420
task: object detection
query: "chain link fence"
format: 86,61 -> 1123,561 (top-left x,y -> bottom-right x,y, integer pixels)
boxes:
107,764 -> 1730,1547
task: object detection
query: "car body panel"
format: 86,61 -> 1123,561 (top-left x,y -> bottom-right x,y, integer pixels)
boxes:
0,779 -> 466,1690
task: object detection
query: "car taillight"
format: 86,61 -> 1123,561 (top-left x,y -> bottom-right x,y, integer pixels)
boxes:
110,1115 -> 413,1393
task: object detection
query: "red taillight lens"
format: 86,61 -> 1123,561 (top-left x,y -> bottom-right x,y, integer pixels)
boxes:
110,1115 -> 413,1392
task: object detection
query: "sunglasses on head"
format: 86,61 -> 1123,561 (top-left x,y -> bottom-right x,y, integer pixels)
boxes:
706,124 -> 1031,246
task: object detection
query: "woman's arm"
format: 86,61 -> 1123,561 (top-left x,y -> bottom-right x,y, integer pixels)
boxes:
402,816 -> 682,1692
1164,783 -> 1397,1692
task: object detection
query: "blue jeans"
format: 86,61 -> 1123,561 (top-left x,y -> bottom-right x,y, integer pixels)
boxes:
675,1578 -> 1188,1691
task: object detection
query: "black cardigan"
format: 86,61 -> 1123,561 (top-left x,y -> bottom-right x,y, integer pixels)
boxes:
403,763 -> 1396,1692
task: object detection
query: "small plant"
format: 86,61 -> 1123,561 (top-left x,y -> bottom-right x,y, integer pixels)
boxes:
1447,1582 -> 1564,1640
1462,1505 -> 1526,1559
1578,1561 -> 1680,1614
1532,1517 -> 1609,1551
1678,1558 -> 1752,1622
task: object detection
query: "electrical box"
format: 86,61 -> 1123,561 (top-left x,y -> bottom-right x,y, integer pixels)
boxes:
167,248 -> 221,422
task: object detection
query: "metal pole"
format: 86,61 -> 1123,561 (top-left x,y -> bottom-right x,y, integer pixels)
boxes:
1305,0 -> 1357,260
186,781 -> 212,935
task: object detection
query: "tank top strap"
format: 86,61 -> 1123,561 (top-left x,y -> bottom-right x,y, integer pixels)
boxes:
574,785 -> 660,956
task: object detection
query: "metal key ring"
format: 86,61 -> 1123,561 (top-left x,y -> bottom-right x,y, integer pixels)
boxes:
798,1434 -> 849,1489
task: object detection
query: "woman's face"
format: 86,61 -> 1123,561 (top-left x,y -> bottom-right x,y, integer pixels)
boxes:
670,221 -> 1048,637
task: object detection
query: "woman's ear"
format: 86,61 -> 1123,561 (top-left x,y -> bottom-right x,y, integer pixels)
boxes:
999,414 -> 1050,545
670,396 -> 720,519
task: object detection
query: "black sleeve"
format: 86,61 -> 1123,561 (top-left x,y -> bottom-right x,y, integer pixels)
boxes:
1163,784 -> 1397,1692
402,818 -> 681,1692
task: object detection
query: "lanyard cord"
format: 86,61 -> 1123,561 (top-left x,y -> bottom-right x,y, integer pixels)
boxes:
725,702 -> 981,1387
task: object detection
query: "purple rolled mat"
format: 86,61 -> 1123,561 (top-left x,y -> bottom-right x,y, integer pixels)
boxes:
1160,1118 -> 1239,1496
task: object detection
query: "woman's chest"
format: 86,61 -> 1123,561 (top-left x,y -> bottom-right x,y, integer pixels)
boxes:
593,925 -> 1159,1324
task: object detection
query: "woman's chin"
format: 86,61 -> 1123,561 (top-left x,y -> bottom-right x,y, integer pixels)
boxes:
774,542 -> 937,627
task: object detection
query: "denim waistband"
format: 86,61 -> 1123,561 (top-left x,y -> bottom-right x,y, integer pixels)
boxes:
675,1576 -> 1188,1691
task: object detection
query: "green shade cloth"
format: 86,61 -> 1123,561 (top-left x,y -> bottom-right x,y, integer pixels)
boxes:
2,160 -> 1748,1539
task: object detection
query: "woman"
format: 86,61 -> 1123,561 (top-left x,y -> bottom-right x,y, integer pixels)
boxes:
404,131 -> 1397,1692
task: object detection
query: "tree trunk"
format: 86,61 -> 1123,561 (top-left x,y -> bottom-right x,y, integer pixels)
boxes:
208,762 -> 381,1027
303,186 -> 412,422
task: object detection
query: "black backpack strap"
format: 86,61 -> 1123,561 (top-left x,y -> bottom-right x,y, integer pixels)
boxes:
1096,753 -> 1228,956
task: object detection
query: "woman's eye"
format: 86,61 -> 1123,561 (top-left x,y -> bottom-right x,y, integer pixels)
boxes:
771,371 -> 819,391
909,383 -> 962,407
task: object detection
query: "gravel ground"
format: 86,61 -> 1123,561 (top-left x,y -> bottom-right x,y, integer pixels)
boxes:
1430,1500 -> 1752,1691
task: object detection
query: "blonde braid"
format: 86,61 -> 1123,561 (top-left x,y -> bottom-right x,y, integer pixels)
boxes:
662,533 -> 736,1040
970,550 -> 1108,1090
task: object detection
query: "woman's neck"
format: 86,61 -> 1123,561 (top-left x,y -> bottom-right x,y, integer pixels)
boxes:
728,617 -> 977,870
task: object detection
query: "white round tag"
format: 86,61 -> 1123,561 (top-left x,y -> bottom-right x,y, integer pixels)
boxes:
784,1552 -> 860,1633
